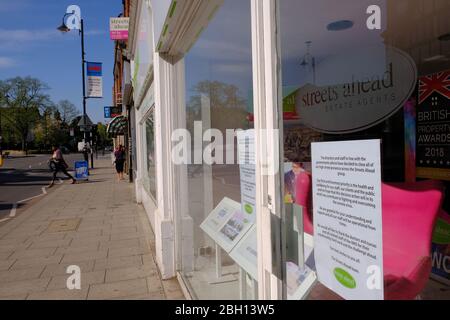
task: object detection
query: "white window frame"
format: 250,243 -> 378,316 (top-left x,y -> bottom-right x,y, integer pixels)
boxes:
251,0 -> 285,300
150,0 -> 288,299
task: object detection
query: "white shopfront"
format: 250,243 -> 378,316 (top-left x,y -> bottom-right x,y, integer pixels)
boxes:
127,0 -> 288,299
126,0 -> 450,300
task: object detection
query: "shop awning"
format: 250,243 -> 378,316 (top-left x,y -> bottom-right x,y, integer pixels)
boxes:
107,115 -> 127,137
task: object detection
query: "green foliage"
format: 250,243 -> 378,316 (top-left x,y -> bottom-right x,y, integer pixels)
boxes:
0,77 -> 81,152
187,80 -> 250,134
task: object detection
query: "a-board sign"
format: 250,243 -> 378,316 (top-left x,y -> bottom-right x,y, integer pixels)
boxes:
74,161 -> 89,180
311,139 -> 383,300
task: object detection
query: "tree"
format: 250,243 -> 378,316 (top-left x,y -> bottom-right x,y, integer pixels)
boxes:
0,77 -> 51,151
95,122 -> 111,149
56,100 -> 79,125
187,80 -> 250,134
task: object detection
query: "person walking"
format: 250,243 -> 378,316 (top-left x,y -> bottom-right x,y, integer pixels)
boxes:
114,145 -> 126,181
48,145 -> 76,187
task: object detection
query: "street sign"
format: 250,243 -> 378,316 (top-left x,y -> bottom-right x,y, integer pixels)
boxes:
104,106 -> 122,119
104,107 -> 111,118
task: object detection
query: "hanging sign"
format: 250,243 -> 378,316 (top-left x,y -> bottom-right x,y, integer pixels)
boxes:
311,139 -> 383,300
104,107 -> 111,119
104,106 -> 122,119
86,62 -> 103,98
110,17 -> 129,40
296,47 -> 417,133
416,70 -> 450,180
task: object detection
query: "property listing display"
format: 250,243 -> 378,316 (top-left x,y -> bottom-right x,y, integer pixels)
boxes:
200,198 -> 253,254
229,225 -> 258,280
311,140 -> 383,300
416,70 -> 450,180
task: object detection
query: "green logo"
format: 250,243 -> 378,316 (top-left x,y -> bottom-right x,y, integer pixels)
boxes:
432,218 -> 450,244
334,268 -> 356,289
244,204 -> 253,214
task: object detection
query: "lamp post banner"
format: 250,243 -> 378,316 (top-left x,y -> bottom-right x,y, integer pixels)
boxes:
86,62 -> 103,98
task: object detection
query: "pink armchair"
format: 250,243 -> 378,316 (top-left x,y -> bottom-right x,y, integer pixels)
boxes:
382,181 -> 444,300
296,176 -> 444,299
294,171 -> 314,235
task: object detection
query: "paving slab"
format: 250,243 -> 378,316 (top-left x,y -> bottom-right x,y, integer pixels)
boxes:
0,158 -> 184,300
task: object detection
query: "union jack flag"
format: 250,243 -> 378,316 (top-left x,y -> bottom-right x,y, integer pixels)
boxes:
418,70 -> 450,104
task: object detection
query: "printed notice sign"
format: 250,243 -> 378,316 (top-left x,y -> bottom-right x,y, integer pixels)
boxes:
311,139 -> 383,300
237,129 -> 256,224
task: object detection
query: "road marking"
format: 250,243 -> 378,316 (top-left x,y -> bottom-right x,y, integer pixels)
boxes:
9,203 -> 17,217
0,218 -> 10,223
7,164 -> 72,219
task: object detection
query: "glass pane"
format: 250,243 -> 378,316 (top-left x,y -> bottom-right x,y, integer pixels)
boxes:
143,109 -> 156,200
179,0 -> 256,300
280,0 -> 450,300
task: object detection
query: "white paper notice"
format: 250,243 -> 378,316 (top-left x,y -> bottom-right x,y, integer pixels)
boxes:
237,129 -> 256,224
312,139 -> 383,300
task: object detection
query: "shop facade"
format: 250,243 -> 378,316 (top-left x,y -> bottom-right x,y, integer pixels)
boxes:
121,0 -> 450,300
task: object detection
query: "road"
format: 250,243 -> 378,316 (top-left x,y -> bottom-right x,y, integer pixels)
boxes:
0,153 -> 84,220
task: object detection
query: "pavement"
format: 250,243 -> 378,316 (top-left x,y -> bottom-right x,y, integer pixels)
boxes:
0,157 -> 184,300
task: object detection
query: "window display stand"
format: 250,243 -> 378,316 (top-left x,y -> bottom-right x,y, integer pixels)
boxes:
239,267 -> 258,299
215,243 -> 222,278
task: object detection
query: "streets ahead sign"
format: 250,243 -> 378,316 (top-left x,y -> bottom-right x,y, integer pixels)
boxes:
86,62 -> 103,98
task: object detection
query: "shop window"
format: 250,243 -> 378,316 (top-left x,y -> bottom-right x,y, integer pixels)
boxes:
142,108 -> 157,201
178,0 -> 256,300
280,0 -> 450,300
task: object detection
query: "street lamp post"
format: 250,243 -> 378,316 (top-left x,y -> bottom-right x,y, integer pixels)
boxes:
57,7 -> 94,169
